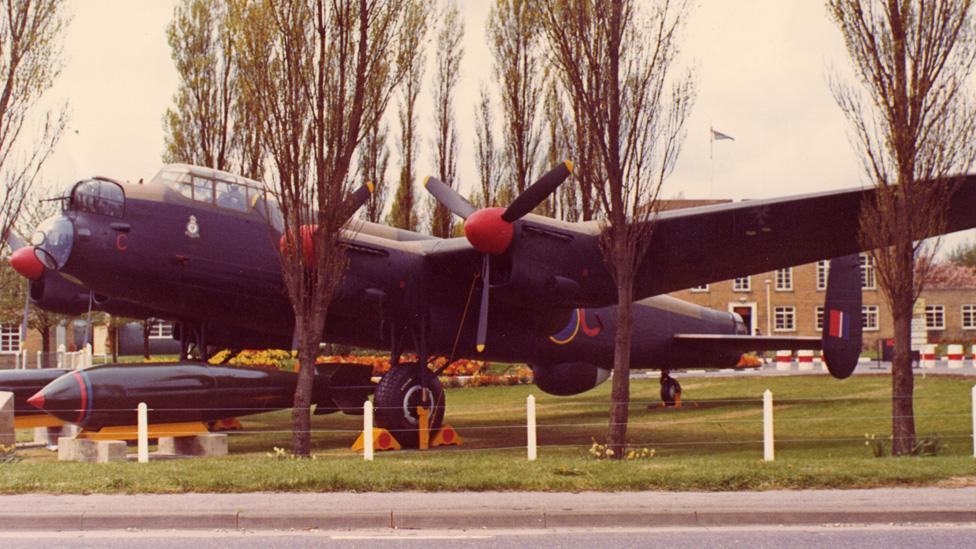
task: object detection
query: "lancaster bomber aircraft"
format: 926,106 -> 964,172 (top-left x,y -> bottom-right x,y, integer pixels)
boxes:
9,162 -> 976,445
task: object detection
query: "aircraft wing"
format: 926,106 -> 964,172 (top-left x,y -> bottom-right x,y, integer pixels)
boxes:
633,174 -> 976,298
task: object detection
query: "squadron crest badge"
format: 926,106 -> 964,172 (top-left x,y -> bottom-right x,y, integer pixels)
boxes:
185,215 -> 200,238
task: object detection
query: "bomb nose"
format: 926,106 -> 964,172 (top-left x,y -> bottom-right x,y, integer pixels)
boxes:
10,246 -> 44,280
26,391 -> 45,410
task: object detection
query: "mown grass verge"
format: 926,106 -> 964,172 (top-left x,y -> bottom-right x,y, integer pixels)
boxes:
3,373 -> 975,493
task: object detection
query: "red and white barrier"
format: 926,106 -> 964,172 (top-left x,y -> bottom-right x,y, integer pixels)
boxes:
775,350 -> 793,371
797,349 -> 814,371
921,344 -> 938,369
947,344 -> 964,369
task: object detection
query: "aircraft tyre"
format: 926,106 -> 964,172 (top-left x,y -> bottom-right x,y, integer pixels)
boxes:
373,363 -> 445,448
660,375 -> 681,406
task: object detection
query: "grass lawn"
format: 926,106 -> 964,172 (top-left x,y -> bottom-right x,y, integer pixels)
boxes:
3,373 -> 975,493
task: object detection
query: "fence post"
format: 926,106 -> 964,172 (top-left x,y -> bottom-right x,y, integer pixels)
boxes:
363,400 -> 374,461
763,389 -> 774,462
527,394 -> 537,461
36,350 -> 41,369
971,385 -> 975,459
84,344 -> 93,369
57,344 -> 65,368
21,349 -> 27,369
137,402 -> 149,463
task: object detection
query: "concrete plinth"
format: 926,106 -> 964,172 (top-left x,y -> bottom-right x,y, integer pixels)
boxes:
0,391 -> 13,450
96,440 -> 127,463
34,425 -> 76,447
158,434 -> 227,457
58,437 -> 129,463
58,437 -> 96,462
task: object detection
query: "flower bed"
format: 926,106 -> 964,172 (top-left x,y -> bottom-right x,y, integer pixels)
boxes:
204,350 -> 533,386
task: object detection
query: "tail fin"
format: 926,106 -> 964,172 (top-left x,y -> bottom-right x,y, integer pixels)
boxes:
822,254 -> 863,379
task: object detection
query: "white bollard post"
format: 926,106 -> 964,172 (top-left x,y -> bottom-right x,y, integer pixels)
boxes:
363,400 -> 374,461
84,344 -> 93,369
21,349 -> 28,369
763,389 -> 774,462
36,351 -> 41,369
57,344 -> 65,368
972,386 -> 975,459
527,394 -> 537,461
137,402 -> 149,463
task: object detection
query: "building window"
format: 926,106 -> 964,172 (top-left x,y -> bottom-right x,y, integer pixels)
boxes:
816,260 -> 828,291
775,268 -> 793,291
815,305 -> 824,331
732,276 -> 751,292
925,305 -> 945,330
963,304 -> 976,330
0,323 -> 21,352
862,305 -> 879,331
774,306 -> 796,332
690,284 -> 709,293
860,254 -> 876,289
148,320 -> 174,339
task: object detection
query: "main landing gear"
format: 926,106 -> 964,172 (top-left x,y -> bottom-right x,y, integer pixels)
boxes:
660,370 -> 681,407
373,362 -> 445,448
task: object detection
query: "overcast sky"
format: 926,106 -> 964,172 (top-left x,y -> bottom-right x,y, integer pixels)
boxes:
36,0 -> 974,248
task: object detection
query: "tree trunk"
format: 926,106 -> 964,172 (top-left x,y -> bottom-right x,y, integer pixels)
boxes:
111,324 -> 119,363
607,258 -> 634,458
40,327 -> 50,368
291,315 -> 320,457
142,320 -> 151,360
890,256 -> 916,455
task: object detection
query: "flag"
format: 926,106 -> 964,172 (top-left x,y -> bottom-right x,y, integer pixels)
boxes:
710,127 -> 735,141
828,309 -> 849,339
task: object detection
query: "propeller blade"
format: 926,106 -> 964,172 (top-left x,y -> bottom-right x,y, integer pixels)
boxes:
476,255 -> 490,353
21,280 -> 30,350
344,181 -> 375,219
5,230 -> 25,251
424,176 -> 477,220
502,160 -> 574,222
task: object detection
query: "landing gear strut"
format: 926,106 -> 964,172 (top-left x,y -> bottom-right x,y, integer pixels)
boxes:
660,371 -> 681,407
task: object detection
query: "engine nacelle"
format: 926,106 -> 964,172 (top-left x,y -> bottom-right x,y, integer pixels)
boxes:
29,272 -> 93,316
531,361 -> 611,396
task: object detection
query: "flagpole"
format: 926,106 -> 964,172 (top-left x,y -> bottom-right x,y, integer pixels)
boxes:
709,124 -> 714,189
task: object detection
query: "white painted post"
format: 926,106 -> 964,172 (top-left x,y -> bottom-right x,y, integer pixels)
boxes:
972,385 -> 975,459
36,351 -> 41,369
363,400 -> 374,461
84,344 -> 93,369
763,389 -> 774,462
56,344 -> 65,368
21,349 -> 28,369
527,394 -> 537,461
137,402 -> 149,463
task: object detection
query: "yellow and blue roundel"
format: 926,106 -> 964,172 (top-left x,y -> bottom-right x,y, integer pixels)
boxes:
549,308 -> 602,345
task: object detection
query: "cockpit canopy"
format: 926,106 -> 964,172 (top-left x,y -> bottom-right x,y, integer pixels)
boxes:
71,177 -> 125,218
149,164 -> 283,228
